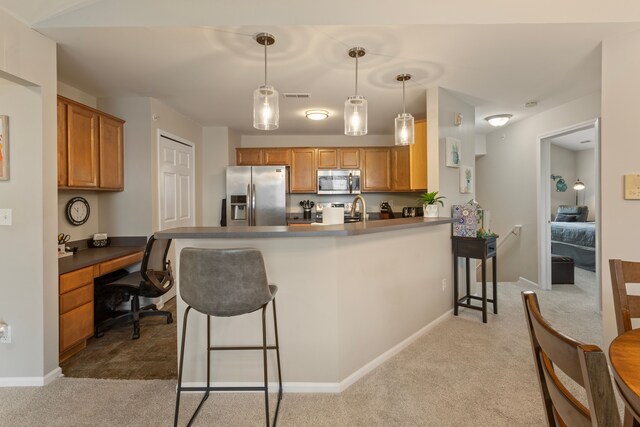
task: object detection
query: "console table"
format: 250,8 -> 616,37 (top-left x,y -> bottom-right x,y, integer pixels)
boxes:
452,236 -> 497,323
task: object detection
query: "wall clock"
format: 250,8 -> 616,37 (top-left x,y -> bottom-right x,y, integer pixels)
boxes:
65,197 -> 90,226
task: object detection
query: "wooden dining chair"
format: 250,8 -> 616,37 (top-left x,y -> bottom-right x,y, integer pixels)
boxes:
609,259 -> 640,427
609,259 -> 640,335
522,291 -> 621,427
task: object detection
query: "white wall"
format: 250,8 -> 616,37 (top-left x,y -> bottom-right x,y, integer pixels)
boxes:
240,134 -> 394,147
436,87 -> 476,216
0,10 -> 58,381
550,144 -> 578,218
96,97 -> 204,236
202,126 -> 232,226
601,29 -> 640,349
476,92 -> 600,282
576,148 -> 596,220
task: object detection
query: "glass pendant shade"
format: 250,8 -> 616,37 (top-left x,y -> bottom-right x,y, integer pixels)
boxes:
395,113 -> 414,145
253,85 -> 279,130
344,96 -> 368,136
253,32 -> 278,131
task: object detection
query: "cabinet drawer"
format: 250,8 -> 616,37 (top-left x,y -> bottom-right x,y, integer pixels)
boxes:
59,302 -> 94,352
60,283 -> 93,314
60,266 -> 94,294
98,252 -> 143,276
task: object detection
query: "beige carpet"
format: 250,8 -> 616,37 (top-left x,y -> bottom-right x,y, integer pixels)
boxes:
0,280 -> 605,426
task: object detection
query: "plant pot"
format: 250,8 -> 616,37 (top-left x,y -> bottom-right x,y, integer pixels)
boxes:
424,204 -> 439,218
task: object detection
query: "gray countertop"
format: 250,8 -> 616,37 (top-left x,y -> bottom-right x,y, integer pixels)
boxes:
156,216 -> 452,239
58,236 -> 147,275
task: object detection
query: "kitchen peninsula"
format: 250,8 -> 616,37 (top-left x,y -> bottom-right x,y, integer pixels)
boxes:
157,217 -> 453,391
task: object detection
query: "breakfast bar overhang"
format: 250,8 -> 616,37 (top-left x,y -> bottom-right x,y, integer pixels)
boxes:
157,217 -> 453,392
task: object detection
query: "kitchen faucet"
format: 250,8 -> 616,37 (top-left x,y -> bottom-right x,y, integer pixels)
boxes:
350,195 -> 367,222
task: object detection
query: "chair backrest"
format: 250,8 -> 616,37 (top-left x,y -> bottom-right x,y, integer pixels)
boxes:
140,236 -> 173,294
521,291 -> 621,427
609,259 -> 640,335
179,247 -> 273,317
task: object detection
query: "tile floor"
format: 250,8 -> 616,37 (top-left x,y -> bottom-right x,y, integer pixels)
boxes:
61,297 -> 177,380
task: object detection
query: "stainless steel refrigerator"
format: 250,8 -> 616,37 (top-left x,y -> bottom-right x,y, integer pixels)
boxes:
226,166 -> 287,226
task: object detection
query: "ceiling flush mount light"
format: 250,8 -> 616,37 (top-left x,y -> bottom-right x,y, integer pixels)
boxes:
305,110 -> 329,121
253,32 -> 279,131
395,74 -> 414,145
344,47 -> 367,136
485,114 -> 513,127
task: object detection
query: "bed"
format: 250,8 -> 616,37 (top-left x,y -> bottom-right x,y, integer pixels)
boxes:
550,206 -> 595,272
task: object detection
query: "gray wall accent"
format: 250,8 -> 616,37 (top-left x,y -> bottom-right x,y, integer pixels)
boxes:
576,148 -> 596,220
0,10 -> 58,379
601,29 -> 640,349
475,92 -> 600,283
550,144 -> 578,218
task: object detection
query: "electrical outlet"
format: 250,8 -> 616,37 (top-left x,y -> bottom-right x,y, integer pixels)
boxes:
441,278 -> 447,292
0,324 -> 11,344
0,209 -> 11,226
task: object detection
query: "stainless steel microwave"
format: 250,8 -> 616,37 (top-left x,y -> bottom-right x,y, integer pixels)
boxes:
317,170 -> 361,195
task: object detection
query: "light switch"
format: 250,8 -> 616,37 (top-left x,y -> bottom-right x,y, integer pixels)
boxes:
0,209 -> 11,226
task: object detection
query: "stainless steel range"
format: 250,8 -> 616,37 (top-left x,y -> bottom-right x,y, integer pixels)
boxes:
315,202 -> 363,223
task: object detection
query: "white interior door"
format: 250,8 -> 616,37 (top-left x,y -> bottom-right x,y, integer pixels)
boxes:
157,131 -> 195,304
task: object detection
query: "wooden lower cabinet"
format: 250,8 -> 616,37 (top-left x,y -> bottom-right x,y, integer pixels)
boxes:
59,266 -> 94,362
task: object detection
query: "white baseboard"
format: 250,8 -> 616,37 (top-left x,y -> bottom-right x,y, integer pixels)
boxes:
518,276 -> 540,288
180,309 -> 453,394
0,367 -> 62,387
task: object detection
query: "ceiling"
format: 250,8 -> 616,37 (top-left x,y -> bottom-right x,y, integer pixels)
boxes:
549,128 -> 596,151
1,1 -> 639,136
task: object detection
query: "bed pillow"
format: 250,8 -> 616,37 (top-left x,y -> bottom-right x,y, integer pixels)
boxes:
556,205 -> 589,222
555,214 -> 578,222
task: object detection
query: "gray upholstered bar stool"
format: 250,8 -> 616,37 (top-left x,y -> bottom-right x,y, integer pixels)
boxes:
174,248 -> 283,427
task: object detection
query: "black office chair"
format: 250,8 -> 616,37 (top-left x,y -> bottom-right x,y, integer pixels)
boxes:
95,236 -> 174,339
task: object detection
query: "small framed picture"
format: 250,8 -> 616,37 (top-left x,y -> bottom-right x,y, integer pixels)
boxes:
445,137 -> 461,167
0,116 -> 8,181
460,165 -> 474,194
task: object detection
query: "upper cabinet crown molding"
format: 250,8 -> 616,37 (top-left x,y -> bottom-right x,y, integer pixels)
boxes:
57,96 -> 125,191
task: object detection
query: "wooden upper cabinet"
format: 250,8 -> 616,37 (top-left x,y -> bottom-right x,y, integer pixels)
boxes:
339,148 -> 360,169
236,148 -> 263,165
99,115 -> 125,190
317,149 -> 338,169
67,103 -> 99,188
57,96 -> 126,190
409,120 -> 428,191
290,148 -> 317,193
263,148 -> 291,166
392,146 -> 411,191
57,99 -> 68,187
362,148 -> 391,192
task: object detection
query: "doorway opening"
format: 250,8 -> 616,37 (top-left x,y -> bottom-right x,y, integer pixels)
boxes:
537,119 -> 601,310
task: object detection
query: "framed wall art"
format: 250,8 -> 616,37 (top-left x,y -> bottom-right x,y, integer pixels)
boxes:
0,116 -> 8,181
445,137 -> 461,167
460,165 -> 474,194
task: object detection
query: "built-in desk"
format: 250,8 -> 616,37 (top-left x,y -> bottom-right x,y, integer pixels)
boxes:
58,237 -> 146,362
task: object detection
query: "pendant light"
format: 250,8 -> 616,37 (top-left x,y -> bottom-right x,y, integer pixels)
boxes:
395,74 -> 414,145
344,47 -> 367,136
253,33 -> 279,130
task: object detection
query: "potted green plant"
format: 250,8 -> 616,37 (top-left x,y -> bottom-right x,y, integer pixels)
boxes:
418,190 -> 446,217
